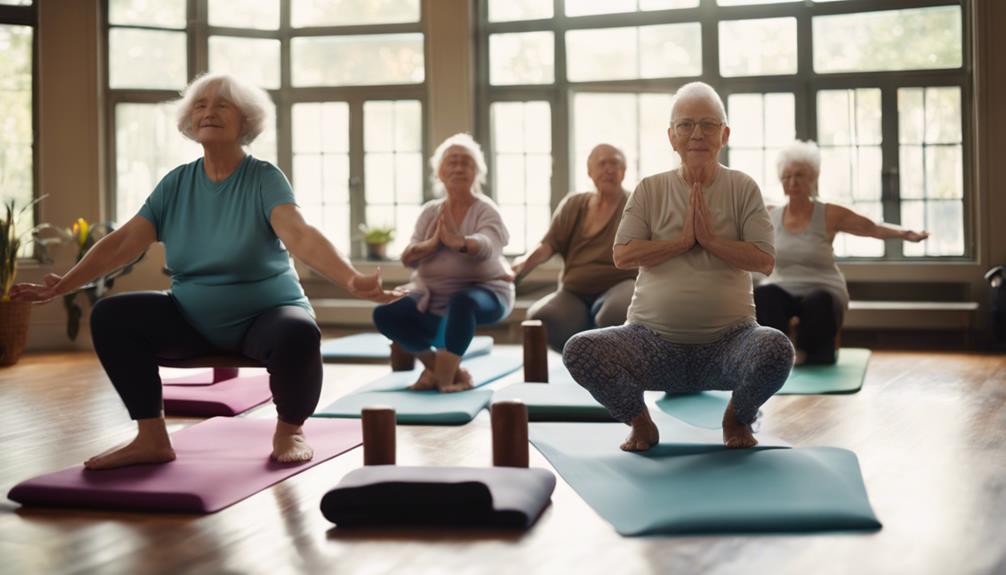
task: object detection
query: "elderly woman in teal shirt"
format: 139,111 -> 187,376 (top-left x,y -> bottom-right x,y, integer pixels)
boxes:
11,73 -> 398,469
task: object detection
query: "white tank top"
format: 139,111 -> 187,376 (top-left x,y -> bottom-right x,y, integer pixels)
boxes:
762,201 -> 849,308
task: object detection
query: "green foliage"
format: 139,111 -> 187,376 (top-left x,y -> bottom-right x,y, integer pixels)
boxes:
358,223 -> 395,245
0,196 -> 46,301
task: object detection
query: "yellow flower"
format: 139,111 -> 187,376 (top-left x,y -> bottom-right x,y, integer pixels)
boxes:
72,218 -> 89,247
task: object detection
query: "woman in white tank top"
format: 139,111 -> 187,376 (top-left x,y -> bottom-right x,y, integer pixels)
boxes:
755,140 -> 929,364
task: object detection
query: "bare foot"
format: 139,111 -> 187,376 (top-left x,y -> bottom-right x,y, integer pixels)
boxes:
408,368 -> 436,391
621,408 -> 659,452
438,367 -> 473,393
722,400 -> 758,449
272,421 -> 314,463
84,418 -> 176,470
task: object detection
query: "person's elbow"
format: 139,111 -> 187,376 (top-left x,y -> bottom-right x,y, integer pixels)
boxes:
757,253 -> 775,276
612,245 -> 636,269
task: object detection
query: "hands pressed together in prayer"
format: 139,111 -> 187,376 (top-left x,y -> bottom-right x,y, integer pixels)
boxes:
681,176 -> 717,250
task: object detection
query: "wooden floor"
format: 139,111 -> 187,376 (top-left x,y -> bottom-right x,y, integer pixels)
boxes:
1,348 -> 1004,575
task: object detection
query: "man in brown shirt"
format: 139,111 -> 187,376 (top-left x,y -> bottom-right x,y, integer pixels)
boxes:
512,143 -> 638,351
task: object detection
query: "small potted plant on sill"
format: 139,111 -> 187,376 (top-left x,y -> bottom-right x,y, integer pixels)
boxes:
359,223 -> 395,261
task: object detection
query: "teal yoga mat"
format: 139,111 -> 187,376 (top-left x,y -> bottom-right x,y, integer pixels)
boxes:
321,333 -> 494,362
779,347 -> 871,394
313,350 -> 523,424
529,413 -> 881,535
655,348 -> 873,428
493,382 -> 613,422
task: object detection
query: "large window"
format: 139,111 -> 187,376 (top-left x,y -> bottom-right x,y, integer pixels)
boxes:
478,0 -> 970,259
0,1 -> 35,237
106,0 -> 426,258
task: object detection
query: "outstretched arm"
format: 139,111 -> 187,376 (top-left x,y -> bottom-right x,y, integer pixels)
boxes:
830,204 -> 929,242
10,215 -> 155,303
270,204 -> 400,302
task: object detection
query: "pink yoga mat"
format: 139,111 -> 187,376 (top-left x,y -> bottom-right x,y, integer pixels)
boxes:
160,367 -> 217,386
163,372 -> 272,416
7,417 -> 362,513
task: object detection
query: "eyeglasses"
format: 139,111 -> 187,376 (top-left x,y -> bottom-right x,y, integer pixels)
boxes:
672,119 -> 725,138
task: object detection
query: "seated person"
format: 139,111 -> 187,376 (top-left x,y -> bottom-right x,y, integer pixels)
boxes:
755,140 -> 929,365
373,133 -> 514,393
513,144 -> 639,352
562,82 -> 794,452
11,73 -> 397,469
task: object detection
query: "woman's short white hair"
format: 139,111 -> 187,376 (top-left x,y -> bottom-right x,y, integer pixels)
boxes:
670,81 -> 729,124
175,73 -> 273,146
429,133 -> 488,195
776,140 -> 822,179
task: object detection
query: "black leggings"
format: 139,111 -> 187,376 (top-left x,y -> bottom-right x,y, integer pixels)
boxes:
754,284 -> 844,365
90,291 -> 322,424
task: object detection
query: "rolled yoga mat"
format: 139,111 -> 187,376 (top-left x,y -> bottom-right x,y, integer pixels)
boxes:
163,370 -> 273,417
312,350 -> 523,425
529,412 -> 881,536
321,466 -> 556,529
321,333 -> 494,362
7,417 -> 362,513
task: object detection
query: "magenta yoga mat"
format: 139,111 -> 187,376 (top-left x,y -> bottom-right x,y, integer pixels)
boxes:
162,371 -> 272,416
7,417 -> 362,513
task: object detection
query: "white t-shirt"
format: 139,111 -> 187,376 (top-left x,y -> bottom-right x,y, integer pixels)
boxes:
614,166 -> 775,344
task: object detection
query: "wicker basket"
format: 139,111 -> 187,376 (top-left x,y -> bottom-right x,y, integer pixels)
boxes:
0,299 -> 32,366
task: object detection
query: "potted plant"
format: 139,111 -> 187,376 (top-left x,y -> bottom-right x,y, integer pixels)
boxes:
0,198 -> 46,366
359,223 -> 395,261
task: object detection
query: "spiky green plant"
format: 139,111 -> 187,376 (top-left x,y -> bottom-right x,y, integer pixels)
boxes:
0,196 -> 53,301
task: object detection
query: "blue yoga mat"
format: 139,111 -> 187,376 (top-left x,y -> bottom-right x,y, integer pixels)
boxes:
313,350 -> 523,424
530,413 -> 881,536
493,382 -> 614,421
321,333 -> 494,362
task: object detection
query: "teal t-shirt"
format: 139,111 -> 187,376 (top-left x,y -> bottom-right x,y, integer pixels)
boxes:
138,155 -> 313,350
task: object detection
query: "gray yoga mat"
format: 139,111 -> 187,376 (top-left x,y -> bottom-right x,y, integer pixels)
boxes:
529,412 -> 881,535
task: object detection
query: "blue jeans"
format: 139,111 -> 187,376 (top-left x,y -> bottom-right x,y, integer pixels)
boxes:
373,287 -> 507,356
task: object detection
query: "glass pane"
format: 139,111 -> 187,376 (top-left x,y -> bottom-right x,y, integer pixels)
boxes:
719,18 -> 797,77
109,28 -> 187,89
0,24 -> 33,225
904,200 -> 963,257
526,155 -> 552,205
639,23 -> 702,78
115,103 -> 203,221
639,93 -> 678,179
0,0 -> 34,5
500,205 -> 526,254
394,101 -> 422,152
365,153 -> 395,203
899,146 -> 924,200
924,87 -> 962,144
292,0 -> 420,27
814,6 -> 962,73
494,154 -> 526,206
364,101 -> 395,152
572,93 -> 638,192
208,0 -> 279,30
566,28 -> 637,82
208,36 -> 281,89
292,102 -> 349,153
925,145 -> 963,200
898,88 -> 925,145
524,102 -> 551,154
488,0 -> 552,22
245,99 -> 278,165
109,0 -> 185,27
565,0 -> 698,16
727,92 -> 794,202
818,147 -> 852,204
291,34 -> 425,86
395,153 -> 423,204
854,146 -> 882,201
489,32 -> 554,85
817,88 -> 881,146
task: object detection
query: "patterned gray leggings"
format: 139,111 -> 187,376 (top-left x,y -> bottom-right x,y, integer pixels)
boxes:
562,321 -> 794,424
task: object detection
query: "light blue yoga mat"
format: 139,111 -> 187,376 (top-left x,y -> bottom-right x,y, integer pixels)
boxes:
493,382 -> 613,422
529,413 -> 881,536
313,350 -> 523,425
655,348 -> 873,428
321,333 -> 494,362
